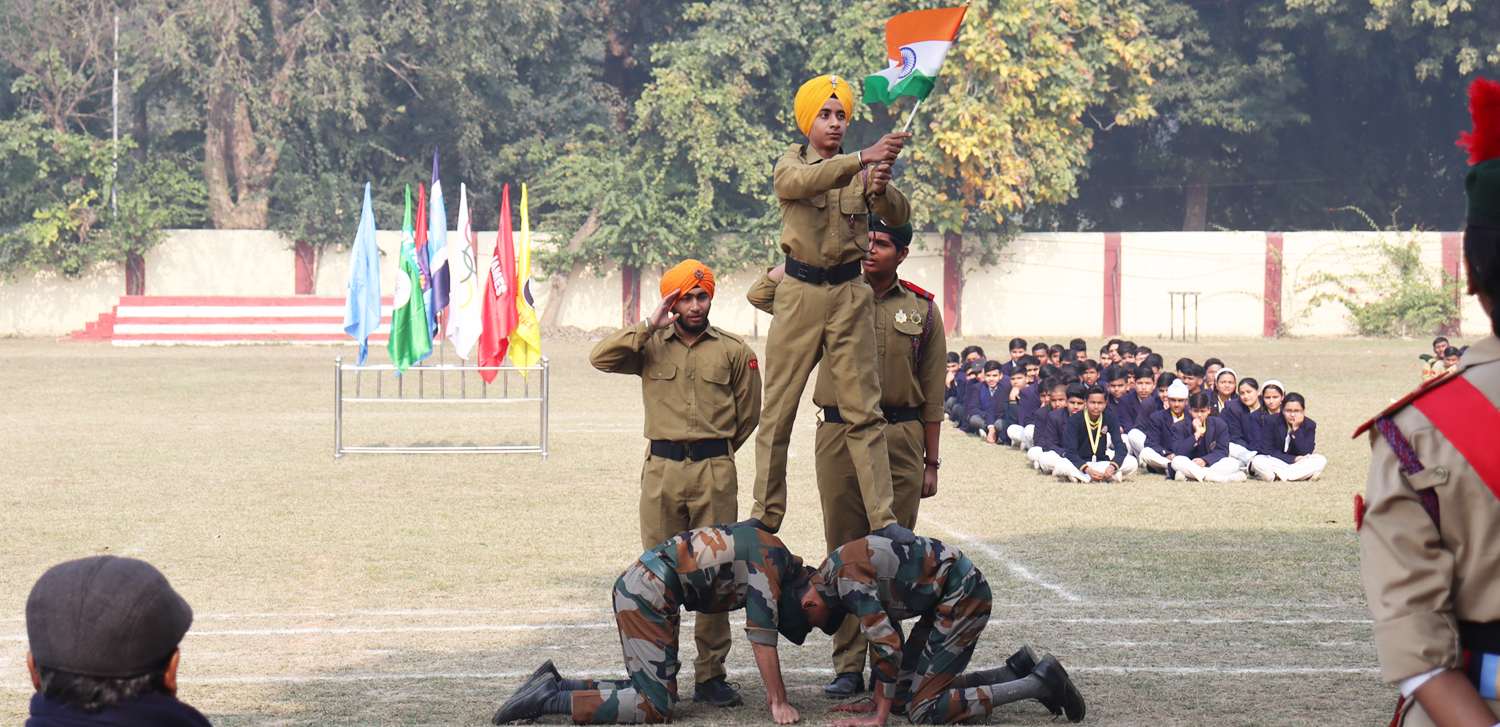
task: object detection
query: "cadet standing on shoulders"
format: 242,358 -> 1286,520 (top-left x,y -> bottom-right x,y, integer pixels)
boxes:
749,216 -> 946,698
1357,77 -> 1500,727
747,73 -> 915,545
588,260 -> 761,708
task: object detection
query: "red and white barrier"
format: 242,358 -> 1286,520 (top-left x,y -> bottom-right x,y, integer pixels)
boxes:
65,296 -> 393,346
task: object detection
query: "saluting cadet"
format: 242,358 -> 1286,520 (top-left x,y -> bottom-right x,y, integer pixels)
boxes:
748,74 -> 916,545
799,536 -> 1085,725
492,525 -> 814,725
588,260 -> 761,707
1357,77 -> 1500,727
747,215 -> 946,699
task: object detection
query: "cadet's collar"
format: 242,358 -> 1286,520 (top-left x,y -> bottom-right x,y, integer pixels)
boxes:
873,275 -> 905,301
1453,334 -> 1500,374
664,324 -> 720,343
797,144 -> 847,165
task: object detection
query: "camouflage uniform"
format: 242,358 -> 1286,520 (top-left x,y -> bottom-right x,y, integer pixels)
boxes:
570,524 -> 807,724
817,536 -> 1001,724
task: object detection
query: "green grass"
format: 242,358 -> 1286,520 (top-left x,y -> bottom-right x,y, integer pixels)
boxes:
0,335 -> 1432,725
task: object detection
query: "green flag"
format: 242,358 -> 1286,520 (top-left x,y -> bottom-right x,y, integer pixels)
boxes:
388,184 -> 432,373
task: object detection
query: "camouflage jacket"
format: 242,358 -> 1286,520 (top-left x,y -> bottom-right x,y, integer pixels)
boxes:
650,524 -> 804,646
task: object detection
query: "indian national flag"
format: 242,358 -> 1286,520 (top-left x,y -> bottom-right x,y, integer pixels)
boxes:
863,5 -> 968,105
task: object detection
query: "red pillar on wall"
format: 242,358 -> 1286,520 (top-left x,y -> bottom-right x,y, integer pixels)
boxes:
1442,231 -> 1463,335
942,231 -> 962,335
1264,232 -> 1284,338
1102,233 -> 1121,337
622,264 -> 641,327
294,241 -> 316,295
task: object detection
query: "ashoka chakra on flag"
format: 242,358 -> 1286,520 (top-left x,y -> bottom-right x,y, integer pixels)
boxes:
863,5 -> 968,106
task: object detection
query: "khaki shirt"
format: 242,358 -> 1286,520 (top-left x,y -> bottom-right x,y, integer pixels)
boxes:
747,272 -> 945,421
1361,334 -> 1500,683
774,144 -> 911,268
590,321 -> 761,450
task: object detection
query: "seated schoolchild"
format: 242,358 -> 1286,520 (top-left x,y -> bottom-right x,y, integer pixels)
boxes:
1210,367 -> 1236,414
945,352 -> 964,424
963,361 -> 1008,443
1055,385 -> 1138,483
1081,360 -> 1101,386
1008,377 -> 1050,451
1001,338 -> 1027,376
1255,379 -> 1285,435
1153,372 -> 1179,410
1141,353 -> 1165,382
1071,337 -> 1090,358
1422,336 -> 1449,380
1028,380 -> 1073,474
1103,339 -> 1121,364
1118,341 -> 1137,365
1048,345 -> 1065,368
1019,354 -> 1042,385
1179,362 -> 1206,396
1132,365 -> 1158,411
1203,358 -> 1224,386
1104,364 -> 1143,456
1250,392 -> 1326,482
1031,342 -> 1050,364
1444,346 -> 1464,370
1220,376 -> 1263,467
1059,349 -> 1077,366
997,368 -> 1029,445
961,345 -> 986,365
1174,357 -> 1195,379
1134,345 -> 1151,366
1139,379 -> 1189,473
1169,392 -> 1247,482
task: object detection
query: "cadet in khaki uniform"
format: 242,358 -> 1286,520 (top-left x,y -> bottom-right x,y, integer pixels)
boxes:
748,216 -> 945,698
588,260 -> 761,707
748,74 -> 915,545
1357,77 -> 1500,727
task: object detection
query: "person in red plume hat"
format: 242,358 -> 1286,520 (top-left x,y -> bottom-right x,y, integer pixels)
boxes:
1356,77 -> 1500,727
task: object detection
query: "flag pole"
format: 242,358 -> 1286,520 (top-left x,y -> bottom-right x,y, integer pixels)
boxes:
900,97 -> 924,134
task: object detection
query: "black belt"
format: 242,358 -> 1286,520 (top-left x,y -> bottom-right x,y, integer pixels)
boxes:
1461,621 -> 1500,654
823,406 -> 920,425
785,255 -> 863,286
650,439 -> 730,461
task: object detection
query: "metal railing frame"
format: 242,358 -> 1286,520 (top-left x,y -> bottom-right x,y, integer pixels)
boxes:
334,356 -> 549,458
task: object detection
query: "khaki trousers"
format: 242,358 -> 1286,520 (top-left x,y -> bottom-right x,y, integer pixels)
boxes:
816,418 -> 924,675
639,453 -> 738,682
751,277 -> 893,532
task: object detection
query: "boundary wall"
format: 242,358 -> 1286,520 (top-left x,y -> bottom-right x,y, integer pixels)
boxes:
2,229 -> 1487,340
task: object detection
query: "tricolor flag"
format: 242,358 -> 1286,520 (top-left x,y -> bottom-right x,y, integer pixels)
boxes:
478,184 -> 519,383
428,149 -> 450,326
388,185 -> 432,373
446,182 -> 482,359
342,183 -> 381,365
863,5 -> 968,106
508,183 -> 542,371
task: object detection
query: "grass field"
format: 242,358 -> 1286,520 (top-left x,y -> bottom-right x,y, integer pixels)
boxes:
0,334 -> 1438,725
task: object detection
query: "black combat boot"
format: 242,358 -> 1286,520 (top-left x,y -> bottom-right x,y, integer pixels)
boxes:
1032,654 -> 1086,722
492,667 -> 564,724
825,671 -> 865,699
871,523 -> 916,544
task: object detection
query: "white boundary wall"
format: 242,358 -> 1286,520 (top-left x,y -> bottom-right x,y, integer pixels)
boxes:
1,229 -> 1489,339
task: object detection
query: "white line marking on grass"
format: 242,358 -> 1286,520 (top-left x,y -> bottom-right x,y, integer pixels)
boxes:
1071,666 -> 1380,676
923,519 -> 1084,603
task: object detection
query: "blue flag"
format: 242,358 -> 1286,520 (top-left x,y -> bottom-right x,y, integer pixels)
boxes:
342,182 -> 382,365
428,149 -> 450,329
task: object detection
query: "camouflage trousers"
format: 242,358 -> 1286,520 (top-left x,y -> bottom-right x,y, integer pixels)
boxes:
570,559 -> 682,724
888,564 -> 1003,724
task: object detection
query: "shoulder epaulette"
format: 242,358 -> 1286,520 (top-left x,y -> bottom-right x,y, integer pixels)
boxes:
1353,369 -> 1461,438
900,280 -> 934,300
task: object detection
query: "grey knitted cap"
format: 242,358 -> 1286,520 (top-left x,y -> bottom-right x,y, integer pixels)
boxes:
26,556 -> 193,677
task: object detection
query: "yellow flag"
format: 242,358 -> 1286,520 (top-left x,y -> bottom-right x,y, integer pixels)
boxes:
508,183 -> 542,370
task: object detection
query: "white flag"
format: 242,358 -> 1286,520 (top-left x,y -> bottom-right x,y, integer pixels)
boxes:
446,182 -> 482,359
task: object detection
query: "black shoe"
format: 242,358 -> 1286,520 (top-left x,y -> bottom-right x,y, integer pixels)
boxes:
693,676 -> 744,707
492,665 -> 561,724
825,672 -> 865,699
1032,654 -> 1085,722
530,659 -> 561,683
1005,645 -> 1038,677
730,518 -> 775,534
871,523 -> 916,544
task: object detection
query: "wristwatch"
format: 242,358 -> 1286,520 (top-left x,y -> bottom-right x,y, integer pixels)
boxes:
924,457 -> 941,469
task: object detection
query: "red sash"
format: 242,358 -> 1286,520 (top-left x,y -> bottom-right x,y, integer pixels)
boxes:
1412,377 -> 1500,495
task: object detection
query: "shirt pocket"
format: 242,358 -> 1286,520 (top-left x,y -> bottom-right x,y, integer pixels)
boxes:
701,365 -> 734,408
644,362 -> 679,403
840,189 -> 868,216
800,193 -> 827,209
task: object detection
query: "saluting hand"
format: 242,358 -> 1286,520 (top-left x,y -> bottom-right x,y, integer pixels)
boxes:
647,290 -> 681,332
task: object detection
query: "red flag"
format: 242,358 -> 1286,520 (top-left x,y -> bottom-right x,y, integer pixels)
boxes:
478,184 -> 520,382
412,183 -> 437,337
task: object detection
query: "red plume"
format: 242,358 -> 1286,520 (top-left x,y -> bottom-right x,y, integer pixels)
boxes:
1458,78 -> 1500,165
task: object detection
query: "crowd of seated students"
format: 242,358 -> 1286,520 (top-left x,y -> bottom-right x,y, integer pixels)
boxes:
945,339 -> 1328,483
1421,335 -> 1471,381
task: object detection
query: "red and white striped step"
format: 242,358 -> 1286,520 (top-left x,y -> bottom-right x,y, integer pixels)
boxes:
65,296 -> 393,346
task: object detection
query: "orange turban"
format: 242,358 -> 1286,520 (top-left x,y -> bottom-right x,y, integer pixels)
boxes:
794,75 -> 854,136
661,259 -> 715,300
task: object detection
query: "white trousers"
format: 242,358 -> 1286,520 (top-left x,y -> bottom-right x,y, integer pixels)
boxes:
1172,457 -> 1245,482
1055,455 -> 1139,482
1007,424 -> 1034,450
1126,428 -> 1146,457
1250,454 -> 1328,481
1228,442 -> 1256,467
1139,447 -> 1172,472
1027,449 -> 1064,474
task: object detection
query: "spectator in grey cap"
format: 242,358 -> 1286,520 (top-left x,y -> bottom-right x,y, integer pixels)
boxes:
25,555 -> 211,727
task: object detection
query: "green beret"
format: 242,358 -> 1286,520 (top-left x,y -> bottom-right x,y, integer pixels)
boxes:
1468,159 -> 1500,228
867,214 -> 913,248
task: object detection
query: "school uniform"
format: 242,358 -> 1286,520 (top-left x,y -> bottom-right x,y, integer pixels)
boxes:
1219,399 -> 1262,467
1007,383 -> 1042,449
1055,409 -> 1137,482
1106,391 -> 1141,456
1000,359 -> 1017,377
1027,406 -> 1071,474
944,375 -> 965,424
1168,417 -> 1244,482
1139,408 -> 1187,473
962,382 -> 1006,438
1251,415 -> 1326,481
1123,390 -> 1153,456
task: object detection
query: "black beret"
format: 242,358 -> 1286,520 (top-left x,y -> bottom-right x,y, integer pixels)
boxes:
27,556 -> 193,677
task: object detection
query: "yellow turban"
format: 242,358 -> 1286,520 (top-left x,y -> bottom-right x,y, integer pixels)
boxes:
661,259 -> 715,300
794,75 -> 854,136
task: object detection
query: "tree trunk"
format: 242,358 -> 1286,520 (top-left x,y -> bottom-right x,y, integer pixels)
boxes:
203,85 -> 277,229
538,205 -> 602,328
294,240 -> 318,295
124,252 -> 146,296
621,264 -> 641,327
942,230 -> 963,336
1182,170 -> 1208,231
